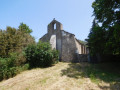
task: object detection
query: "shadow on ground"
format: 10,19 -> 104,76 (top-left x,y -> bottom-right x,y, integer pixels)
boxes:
61,62 -> 120,90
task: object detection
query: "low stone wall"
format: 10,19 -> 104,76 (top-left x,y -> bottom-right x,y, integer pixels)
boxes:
88,54 -> 120,63
77,54 -> 88,62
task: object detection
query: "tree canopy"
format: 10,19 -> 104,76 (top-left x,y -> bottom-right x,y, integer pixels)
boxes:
87,0 -> 120,55
18,22 -> 32,34
0,24 -> 35,57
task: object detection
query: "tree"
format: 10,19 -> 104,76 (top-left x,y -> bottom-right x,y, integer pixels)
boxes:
0,24 -> 35,81
0,26 -> 35,57
93,0 -> 120,55
87,0 -> 120,55
92,0 -> 120,26
18,22 -> 32,34
87,19 -> 106,55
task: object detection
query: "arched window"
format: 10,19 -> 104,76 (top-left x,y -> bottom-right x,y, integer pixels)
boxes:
54,23 -> 57,30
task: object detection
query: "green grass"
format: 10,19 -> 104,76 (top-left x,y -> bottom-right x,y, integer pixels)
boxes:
61,62 -> 120,86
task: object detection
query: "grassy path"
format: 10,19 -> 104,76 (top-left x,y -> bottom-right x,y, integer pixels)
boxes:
0,62 -> 120,90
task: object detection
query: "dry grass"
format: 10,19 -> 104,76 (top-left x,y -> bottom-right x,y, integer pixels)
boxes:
0,62 -> 120,90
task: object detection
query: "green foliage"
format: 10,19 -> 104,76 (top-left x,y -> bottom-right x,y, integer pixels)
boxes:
84,63 -> 120,84
0,26 -> 35,58
0,55 -> 29,81
18,22 -> 32,34
61,62 -> 120,85
0,24 -> 34,81
92,0 -> 120,26
87,20 -> 106,55
87,0 -> 120,56
25,41 -> 59,68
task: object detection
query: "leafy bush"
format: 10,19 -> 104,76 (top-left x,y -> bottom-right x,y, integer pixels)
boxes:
0,24 -> 34,81
0,54 -> 29,81
9,52 -> 27,66
25,41 -> 59,68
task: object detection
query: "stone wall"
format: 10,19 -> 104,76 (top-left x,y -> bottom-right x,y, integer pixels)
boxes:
56,30 -> 62,61
77,54 -> 88,62
75,39 -> 87,54
40,34 -> 49,42
61,30 -> 77,62
75,39 -> 82,54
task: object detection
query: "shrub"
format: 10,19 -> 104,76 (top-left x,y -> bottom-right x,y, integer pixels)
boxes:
25,41 -> 59,68
0,54 -> 29,81
0,24 -> 34,81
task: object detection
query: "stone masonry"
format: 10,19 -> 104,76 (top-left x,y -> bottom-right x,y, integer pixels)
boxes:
40,19 -> 87,62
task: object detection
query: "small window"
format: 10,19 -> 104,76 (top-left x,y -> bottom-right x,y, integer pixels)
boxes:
54,23 -> 56,30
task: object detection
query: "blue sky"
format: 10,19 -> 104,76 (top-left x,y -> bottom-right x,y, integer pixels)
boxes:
0,0 -> 94,42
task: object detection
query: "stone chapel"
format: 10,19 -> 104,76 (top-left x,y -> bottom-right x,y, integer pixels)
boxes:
40,19 -> 87,62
